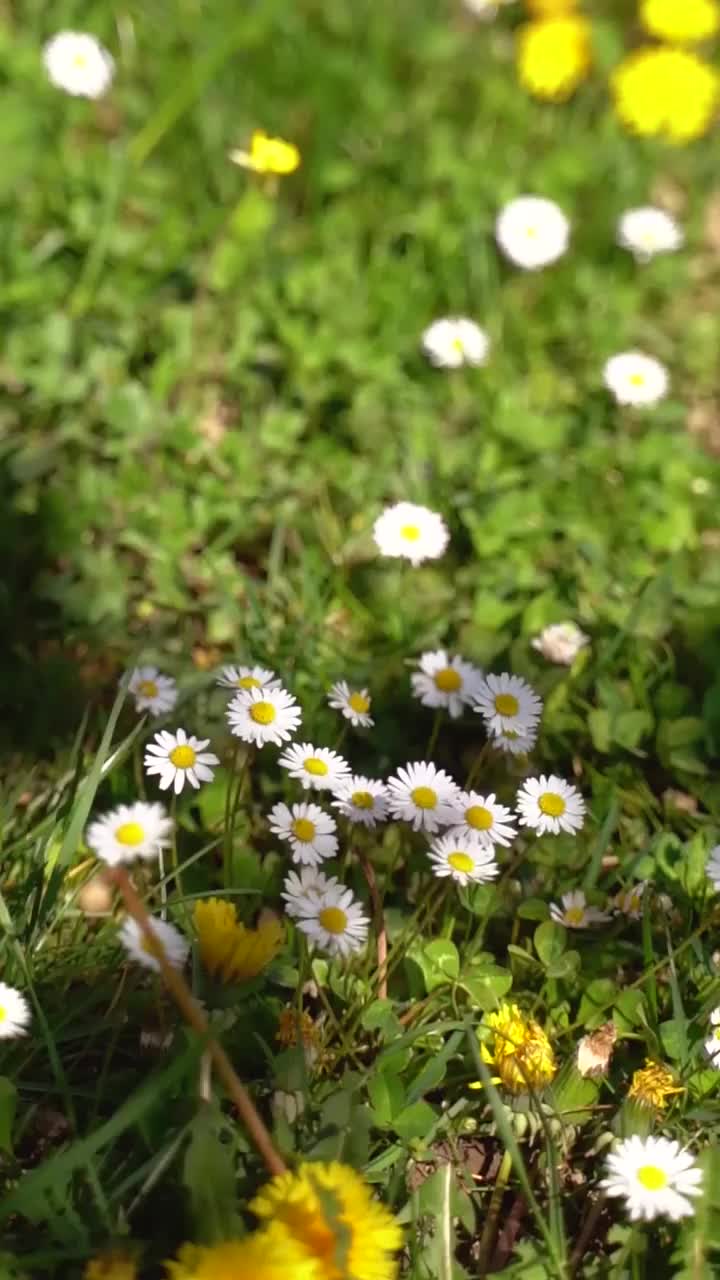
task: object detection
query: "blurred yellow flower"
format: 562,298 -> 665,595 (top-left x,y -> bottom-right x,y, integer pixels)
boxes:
84,1256 -> 137,1280
230,129 -> 300,175
194,898 -> 283,983
479,1002 -> 557,1093
276,1006 -> 319,1049
251,1161 -> 402,1280
517,17 -> 591,100
165,1224 -> 320,1280
612,47 -> 719,142
640,0 -> 720,43
628,1059 -> 684,1111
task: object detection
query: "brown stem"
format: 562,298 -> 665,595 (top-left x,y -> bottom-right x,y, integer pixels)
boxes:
569,1194 -> 606,1276
357,849 -> 387,999
109,866 -> 286,1177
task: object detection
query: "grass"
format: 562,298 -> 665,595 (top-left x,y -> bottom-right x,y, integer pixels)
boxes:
1,0 -> 720,1276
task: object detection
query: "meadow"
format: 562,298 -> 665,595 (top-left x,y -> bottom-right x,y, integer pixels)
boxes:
1,0 -> 720,1276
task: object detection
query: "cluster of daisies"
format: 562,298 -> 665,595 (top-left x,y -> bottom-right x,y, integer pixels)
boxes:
422,193 -> 676,408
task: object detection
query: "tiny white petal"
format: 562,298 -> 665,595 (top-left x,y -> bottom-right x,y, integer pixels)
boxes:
603,352 -> 669,407
617,207 -> 683,263
43,31 -> 115,99
421,317 -> 490,369
127,666 -> 178,717
411,650 -> 484,719
496,196 -> 569,271
327,681 -> 374,728
386,761 -> 460,833
516,775 -> 586,837
373,502 -> 449,567
119,916 -> 189,974
0,983 -> 31,1039
278,743 -> 351,792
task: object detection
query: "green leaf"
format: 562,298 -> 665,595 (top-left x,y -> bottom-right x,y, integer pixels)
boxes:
415,939 -> 460,993
534,921 -> 566,967
182,1104 -> 244,1244
459,964 -> 512,1011
0,1078 -> 17,1154
368,1071 -> 406,1128
392,1100 -> 438,1142
578,979 -> 618,1028
659,1019 -> 688,1062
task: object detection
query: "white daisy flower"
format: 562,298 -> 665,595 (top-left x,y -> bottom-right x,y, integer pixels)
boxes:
144,728 -> 219,795
372,502 -> 449,567
601,1135 -> 702,1222
490,724 -> 539,755
386,761 -> 459,833
85,801 -> 173,867
516,775 -> 586,836
331,776 -> 390,828
705,845 -> 720,891
227,685 -> 302,748
704,1008 -> 720,1068
295,884 -> 369,958
0,983 -> 31,1039
613,882 -> 647,920
550,889 -> 608,929
281,867 -> 342,919
603,352 -> 669,407
531,622 -> 589,667
43,31 -> 115,99
411,650 -> 484,719
617,207 -> 683,263
327,681 -> 374,728
474,673 -> 543,735
216,664 -> 281,693
446,790 -> 517,848
119,916 -> 189,974
278,742 -> 351,791
428,833 -> 499,887
268,801 -> 338,867
421,317 -> 490,369
495,196 -> 570,271
128,666 -> 178,717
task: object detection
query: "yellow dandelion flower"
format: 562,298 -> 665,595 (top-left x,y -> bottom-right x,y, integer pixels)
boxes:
517,17 -> 592,101
525,0 -> 578,14
251,1161 -> 403,1280
165,1224 -> 320,1280
84,1255 -> 137,1280
276,1006 -> 319,1049
229,129 -> 300,175
627,1059 -> 684,1111
194,898 -> 283,983
479,1002 -> 557,1094
640,0 -> 720,43
612,46 -> 719,143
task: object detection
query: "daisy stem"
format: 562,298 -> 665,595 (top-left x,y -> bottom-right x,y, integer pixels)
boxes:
425,710 -> 443,760
223,742 -> 239,886
476,1147 -> 512,1278
109,865 -> 286,1177
464,739 -> 491,792
356,846 -> 387,999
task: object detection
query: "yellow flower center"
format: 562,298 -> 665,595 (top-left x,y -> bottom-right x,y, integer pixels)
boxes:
291,818 -> 316,843
565,906 -> 585,926
714,1027 -> 720,1041
318,906 -> 348,935
304,757 -> 329,777
465,805 -> 493,831
434,667 -> 462,693
249,700 -> 276,725
448,851 -> 475,874
0,1006 -> 6,1023
538,792 -> 566,817
400,524 -> 420,541
637,1165 -> 668,1191
525,225 -> 538,237
141,933 -> 166,960
411,786 -> 438,809
138,679 -> 159,699
348,691 -> 370,713
451,336 -> 465,354
114,822 -> 145,846
351,790 -> 374,809
237,675 -> 261,689
494,693 -> 519,716
169,744 -> 196,769
629,372 -> 646,386
72,52 -> 88,68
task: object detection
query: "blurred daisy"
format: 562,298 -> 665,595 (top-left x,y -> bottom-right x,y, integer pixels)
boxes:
386,761 -> 459,832
373,501 -> 449,566
603,352 -> 669,407
268,801 -> 339,866
446,790 -> 517,847
704,1007 -> 720,1067
230,130 -> 300,175
331,776 -> 390,827
613,882 -> 647,919
327,681 -> 374,728
496,196 -> 570,270
474,672 -> 543,735
421,317 -> 490,369
640,0 -> 720,43
281,867 -> 342,919
617,207 -> 684,263
550,889 -> 608,928
531,622 -> 589,666
120,916 -> 189,974
705,845 -> 720,890
144,728 -> 219,794
411,650 -> 484,719
463,0 -> 517,18
516,775 -> 586,835
194,899 -> 283,983
295,884 -> 369,957
517,17 -> 592,102
601,1135 -> 702,1221
490,724 -> 539,755
85,801 -> 173,867
278,743 -> 351,791
0,983 -> 31,1039
43,31 -> 115,98
428,833 -> 499,886
227,685 -> 302,747
128,666 -> 178,717
612,47 -> 719,144
216,664 -> 281,693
